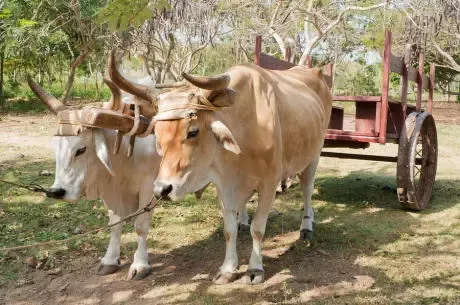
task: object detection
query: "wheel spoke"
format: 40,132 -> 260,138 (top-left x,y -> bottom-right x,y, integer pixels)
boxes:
414,166 -> 421,190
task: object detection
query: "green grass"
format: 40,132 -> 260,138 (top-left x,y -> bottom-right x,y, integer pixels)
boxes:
3,78 -> 111,113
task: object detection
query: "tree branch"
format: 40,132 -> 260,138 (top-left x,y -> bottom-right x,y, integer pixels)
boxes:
268,1 -> 287,57
431,40 -> 460,72
298,1 -> 388,65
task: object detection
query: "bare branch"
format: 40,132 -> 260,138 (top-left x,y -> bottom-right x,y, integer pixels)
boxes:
298,1 -> 389,65
432,40 -> 460,72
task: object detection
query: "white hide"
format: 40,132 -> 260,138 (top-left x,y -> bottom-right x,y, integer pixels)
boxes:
50,82 -> 161,279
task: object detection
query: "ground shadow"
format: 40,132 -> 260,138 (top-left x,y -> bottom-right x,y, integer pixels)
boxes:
3,169 -> 459,304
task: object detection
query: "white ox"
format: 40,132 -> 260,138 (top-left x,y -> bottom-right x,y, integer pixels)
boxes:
28,76 -> 160,280
110,62 -> 332,284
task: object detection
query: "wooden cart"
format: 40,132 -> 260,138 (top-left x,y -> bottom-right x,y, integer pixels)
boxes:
255,30 -> 438,210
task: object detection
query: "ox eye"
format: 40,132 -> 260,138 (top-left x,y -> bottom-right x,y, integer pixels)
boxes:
187,127 -> 200,139
75,147 -> 86,157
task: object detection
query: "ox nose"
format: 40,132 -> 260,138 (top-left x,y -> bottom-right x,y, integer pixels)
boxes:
153,182 -> 172,198
47,188 -> 66,199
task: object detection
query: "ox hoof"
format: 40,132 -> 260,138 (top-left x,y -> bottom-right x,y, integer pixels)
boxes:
96,263 -> 120,276
212,271 -> 237,285
300,229 -> 314,242
242,269 -> 264,285
238,223 -> 250,232
127,264 -> 152,280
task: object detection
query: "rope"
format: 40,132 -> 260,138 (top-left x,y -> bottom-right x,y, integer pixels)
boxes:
0,179 -> 50,195
157,102 -> 221,114
0,193 -> 163,252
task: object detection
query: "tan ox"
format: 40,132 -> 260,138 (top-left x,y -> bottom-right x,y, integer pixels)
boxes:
111,62 -> 332,285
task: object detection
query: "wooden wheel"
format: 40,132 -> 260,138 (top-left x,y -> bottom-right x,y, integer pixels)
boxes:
397,112 -> 438,210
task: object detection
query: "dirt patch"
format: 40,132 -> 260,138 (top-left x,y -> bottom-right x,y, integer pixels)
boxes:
0,114 -> 55,162
433,102 -> 460,125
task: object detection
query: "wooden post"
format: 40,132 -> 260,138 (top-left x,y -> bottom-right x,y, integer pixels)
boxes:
416,52 -> 424,112
428,63 -> 435,113
306,56 -> 312,68
255,36 -> 262,66
284,47 -> 291,62
401,44 -> 411,122
327,63 -> 333,77
379,29 -> 391,144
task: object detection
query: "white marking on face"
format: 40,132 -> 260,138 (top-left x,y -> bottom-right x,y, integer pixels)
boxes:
51,132 -> 98,202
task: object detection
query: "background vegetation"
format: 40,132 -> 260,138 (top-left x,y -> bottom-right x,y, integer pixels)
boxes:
0,0 -> 459,112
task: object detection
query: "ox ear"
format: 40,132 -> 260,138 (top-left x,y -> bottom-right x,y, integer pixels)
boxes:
205,88 -> 236,108
94,129 -> 115,176
210,120 -> 241,154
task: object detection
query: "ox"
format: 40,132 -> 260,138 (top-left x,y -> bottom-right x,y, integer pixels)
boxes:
28,76 -> 160,280
111,61 -> 332,284
28,74 -> 250,280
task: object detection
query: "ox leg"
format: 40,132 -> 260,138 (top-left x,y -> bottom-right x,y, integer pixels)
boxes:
127,196 -> 154,280
97,210 -> 122,275
237,191 -> 254,232
243,188 -> 276,285
298,157 -> 319,241
213,207 -> 239,284
237,207 -> 250,232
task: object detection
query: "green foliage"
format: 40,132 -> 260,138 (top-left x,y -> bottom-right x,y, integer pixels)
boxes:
18,19 -> 38,28
3,77 -> 110,113
194,42 -> 238,75
99,0 -> 153,31
335,60 -> 381,95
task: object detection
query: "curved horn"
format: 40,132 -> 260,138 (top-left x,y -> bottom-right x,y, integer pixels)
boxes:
108,50 -> 157,104
27,76 -> 67,114
181,72 -> 230,90
102,77 -> 121,111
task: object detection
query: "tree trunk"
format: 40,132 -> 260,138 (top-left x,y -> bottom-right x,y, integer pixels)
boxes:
447,83 -> 450,102
62,49 -> 92,104
95,70 -> 99,97
0,50 -> 4,109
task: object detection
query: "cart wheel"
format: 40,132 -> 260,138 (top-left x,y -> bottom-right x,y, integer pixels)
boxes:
397,112 -> 438,210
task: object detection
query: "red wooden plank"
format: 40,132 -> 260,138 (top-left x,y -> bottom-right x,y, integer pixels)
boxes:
333,95 -> 381,102
259,53 -> 296,70
379,29 -> 391,144
255,36 -> 262,66
401,44 -> 410,122
428,63 -> 435,113
323,139 -> 370,149
321,151 -> 398,163
390,53 -> 405,75
328,107 -> 344,130
327,63 -> 333,77
324,133 -> 381,143
417,52 -> 424,112
405,66 -> 429,89
306,56 -> 312,68
284,47 -> 291,62
326,129 -> 378,137
389,52 -> 429,89
324,75 -> 333,88
355,103 -> 377,133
